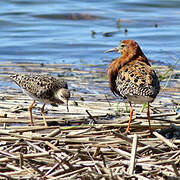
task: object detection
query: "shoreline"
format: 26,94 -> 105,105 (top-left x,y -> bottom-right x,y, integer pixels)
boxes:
0,62 -> 179,179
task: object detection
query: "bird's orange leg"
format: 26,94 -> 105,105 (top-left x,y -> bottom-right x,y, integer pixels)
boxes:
28,100 -> 35,126
147,102 -> 152,134
41,104 -> 48,127
126,102 -> 133,133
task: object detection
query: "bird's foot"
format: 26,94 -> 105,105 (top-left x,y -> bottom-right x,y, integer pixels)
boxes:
125,128 -> 131,134
30,123 -> 34,126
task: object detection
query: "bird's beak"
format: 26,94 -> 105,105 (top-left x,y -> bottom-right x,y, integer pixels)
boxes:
66,100 -> 69,112
104,47 -> 118,53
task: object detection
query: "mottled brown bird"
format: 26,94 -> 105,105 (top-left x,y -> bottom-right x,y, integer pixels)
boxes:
105,40 -> 160,133
10,73 -> 70,127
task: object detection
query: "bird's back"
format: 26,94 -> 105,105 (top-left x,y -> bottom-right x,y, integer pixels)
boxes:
10,73 -> 68,103
115,60 -> 160,103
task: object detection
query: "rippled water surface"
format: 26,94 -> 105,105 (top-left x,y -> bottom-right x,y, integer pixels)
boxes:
0,0 -> 180,66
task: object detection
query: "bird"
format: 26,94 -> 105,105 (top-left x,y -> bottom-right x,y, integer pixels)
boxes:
10,73 -> 70,127
105,40 -> 160,134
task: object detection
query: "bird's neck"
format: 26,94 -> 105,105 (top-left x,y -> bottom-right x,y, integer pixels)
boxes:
121,49 -> 149,66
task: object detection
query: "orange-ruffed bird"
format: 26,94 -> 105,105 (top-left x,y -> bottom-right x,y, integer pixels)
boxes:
105,40 -> 160,133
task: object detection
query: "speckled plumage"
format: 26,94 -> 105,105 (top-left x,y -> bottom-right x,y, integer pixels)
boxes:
115,60 -> 159,104
10,73 -> 70,126
105,39 -> 160,133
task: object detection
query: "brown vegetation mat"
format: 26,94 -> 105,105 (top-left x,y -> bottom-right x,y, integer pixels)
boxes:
0,62 -> 179,179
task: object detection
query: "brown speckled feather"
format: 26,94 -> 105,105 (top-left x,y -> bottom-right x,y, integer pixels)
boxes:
115,60 -> 159,102
105,39 -> 160,133
107,40 -> 160,103
10,73 -> 68,105
10,73 -> 70,127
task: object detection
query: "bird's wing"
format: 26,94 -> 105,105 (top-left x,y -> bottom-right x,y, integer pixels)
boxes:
10,74 -> 68,98
116,61 -> 160,98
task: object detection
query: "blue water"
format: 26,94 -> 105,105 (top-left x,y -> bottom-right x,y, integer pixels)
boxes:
0,0 -> 180,66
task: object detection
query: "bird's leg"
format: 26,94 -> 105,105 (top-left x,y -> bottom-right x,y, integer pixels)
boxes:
147,102 -> 152,134
28,100 -> 35,126
126,102 -> 133,133
41,104 -> 48,127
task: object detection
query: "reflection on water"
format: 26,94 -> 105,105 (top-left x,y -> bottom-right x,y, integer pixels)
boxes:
0,0 -> 180,66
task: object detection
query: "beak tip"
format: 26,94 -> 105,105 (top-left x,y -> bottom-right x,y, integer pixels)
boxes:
66,107 -> 69,112
66,102 -> 69,112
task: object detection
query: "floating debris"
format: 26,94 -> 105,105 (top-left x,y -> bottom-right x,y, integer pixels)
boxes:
124,28 -> 128,34
91,30 -> 96,38
154,24 -> 158,28
33,13 -> 103,20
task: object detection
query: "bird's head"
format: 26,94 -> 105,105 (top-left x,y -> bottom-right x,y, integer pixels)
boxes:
56,88 -> 70,112
104,40 -> 141,56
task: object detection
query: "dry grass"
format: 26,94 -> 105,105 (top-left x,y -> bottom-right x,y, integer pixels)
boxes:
0,62 -> 179,179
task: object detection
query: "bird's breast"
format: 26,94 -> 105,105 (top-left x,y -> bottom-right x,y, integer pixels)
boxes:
126,95 -> 154,104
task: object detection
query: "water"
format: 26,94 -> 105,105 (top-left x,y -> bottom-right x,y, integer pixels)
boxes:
0,0 -> 180,66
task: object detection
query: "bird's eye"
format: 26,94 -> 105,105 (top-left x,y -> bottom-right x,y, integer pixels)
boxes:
121,44 -> 126,48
